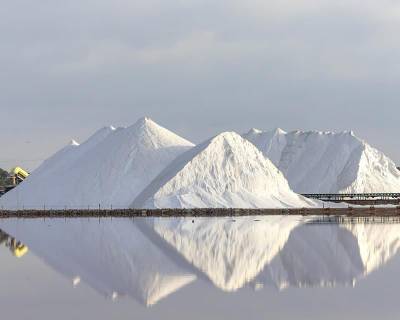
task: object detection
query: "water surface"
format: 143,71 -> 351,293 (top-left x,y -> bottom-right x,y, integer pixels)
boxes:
0,216 -> 399,319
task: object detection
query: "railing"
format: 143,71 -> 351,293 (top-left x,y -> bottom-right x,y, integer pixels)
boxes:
302,193 -> 400,201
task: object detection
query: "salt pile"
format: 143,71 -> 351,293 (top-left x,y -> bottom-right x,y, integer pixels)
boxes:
2,117 -> 399,210
0,117 -> 194,209
132,132 -> 315,209
243,129 -> 400,193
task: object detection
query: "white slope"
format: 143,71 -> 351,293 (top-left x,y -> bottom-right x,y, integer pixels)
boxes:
0,117 -> 194,209
148,216 -> 301,292
132,132 -> 316,209
27,126 -> 116,181
0,219 -> 196,306
243,129 -> 400,193
244,128 -> 287,165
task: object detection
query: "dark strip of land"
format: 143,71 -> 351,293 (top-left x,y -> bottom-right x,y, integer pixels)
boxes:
0,207 -> 400,218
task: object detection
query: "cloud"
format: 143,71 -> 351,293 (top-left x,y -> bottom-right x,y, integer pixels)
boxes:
1,0 -> 400,167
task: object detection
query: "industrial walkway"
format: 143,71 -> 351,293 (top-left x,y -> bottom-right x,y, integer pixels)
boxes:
302,193 -> 400,205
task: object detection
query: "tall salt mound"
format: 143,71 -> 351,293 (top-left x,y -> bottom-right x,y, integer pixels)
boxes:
243,129 -> 400,193
132,132 -> 315,208
0,117 -> 194,209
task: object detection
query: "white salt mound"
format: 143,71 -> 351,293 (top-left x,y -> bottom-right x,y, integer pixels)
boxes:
243,128 -> 400,194
132,132 -> 316,209
0,117 -> 194,209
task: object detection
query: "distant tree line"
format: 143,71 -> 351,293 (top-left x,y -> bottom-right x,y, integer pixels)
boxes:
0,168 -> 9,187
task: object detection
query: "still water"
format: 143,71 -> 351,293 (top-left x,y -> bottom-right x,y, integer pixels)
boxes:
0,216 -> 399,319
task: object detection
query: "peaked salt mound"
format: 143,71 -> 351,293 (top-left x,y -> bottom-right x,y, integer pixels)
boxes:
0,117 -> 194,209
243,129 -> 400,193
132,132 -> 315,208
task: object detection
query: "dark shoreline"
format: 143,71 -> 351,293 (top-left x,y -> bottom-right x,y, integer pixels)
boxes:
0,207 -> 400,218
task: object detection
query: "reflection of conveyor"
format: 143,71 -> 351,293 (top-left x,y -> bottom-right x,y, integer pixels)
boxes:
0,166 -> 30,196
0,229 -> 28,258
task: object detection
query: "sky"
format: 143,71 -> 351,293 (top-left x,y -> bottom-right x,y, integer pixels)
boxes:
1,0 -> 400,170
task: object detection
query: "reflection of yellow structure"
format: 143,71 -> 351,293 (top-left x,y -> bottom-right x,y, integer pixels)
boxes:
0,230 -> 28,258
10,239 -> 29,258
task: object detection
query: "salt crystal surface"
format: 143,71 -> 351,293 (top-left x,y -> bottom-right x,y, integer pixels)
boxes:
243,129 -> 400,193
0,118 -> 194,209
132,132 -> 315,209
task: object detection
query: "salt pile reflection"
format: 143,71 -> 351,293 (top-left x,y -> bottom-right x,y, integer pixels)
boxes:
1,216 -> 400,306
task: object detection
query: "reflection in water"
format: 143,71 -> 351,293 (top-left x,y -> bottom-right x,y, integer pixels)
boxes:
0,220 -> 196,306
0,229 -> 28,258
0,216 -> 400,307
255,224 -> 364,289
147,216 -> 301,292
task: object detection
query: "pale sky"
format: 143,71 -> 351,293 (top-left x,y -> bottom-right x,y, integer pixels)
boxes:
1,0 -> 400,170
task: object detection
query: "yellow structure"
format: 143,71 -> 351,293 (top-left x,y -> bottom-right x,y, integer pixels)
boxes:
10,166 -> 29,180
